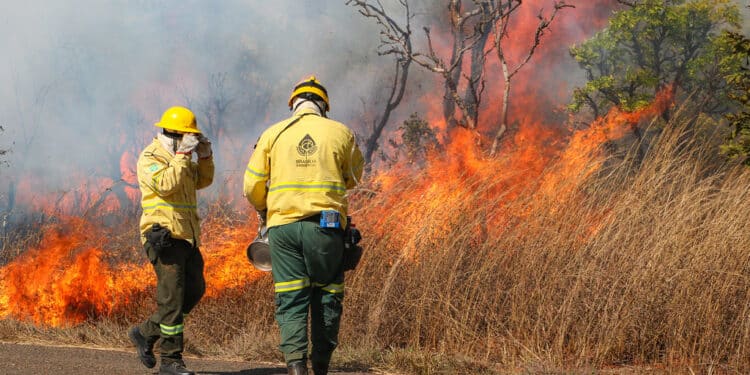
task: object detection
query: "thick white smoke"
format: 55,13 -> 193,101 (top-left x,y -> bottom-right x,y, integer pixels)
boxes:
6,0 -> 737,217
0,1 -> 401,212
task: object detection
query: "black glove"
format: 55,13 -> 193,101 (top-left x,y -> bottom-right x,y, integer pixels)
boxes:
342,243 -> 363,272
350,227 -> 362,245
342,224 -> 363,271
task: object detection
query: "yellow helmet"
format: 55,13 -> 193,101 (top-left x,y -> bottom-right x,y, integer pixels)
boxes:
154,106 -> 201,133
288,76 -> 330,111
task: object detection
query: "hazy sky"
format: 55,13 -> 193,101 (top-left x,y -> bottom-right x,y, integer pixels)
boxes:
0,1 -> 746,213
0,1 -> 394,197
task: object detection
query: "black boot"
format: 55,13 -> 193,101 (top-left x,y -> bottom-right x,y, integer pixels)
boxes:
287,360 -> 308,375
159,359 -> 195,375
312,361 -> 328,375
128,326 -> 156,368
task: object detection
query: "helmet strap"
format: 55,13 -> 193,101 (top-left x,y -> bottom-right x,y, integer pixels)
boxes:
312,100 -> 327,118
292,99 -> 302,112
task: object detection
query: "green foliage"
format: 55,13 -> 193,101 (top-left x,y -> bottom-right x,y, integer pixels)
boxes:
388,113 -> 438,165
721,31 -> 750,164
569,0 -> 741,118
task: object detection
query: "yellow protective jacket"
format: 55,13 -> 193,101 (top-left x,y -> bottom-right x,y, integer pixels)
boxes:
137,138 -> 214,246
244,107 -> 364,228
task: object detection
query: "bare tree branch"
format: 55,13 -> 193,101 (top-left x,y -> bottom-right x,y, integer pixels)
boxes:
347,0 -> 414,165
490,1 -> 572,156
350,0 -> 569,157
511,3 -> 572,79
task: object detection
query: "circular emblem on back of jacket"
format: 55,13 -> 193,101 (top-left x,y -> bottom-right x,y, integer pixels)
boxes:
297,134 -> 318,157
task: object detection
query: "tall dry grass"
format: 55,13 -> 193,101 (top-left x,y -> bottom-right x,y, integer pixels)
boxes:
2,107 -> 749,374
342,107 -> 750,373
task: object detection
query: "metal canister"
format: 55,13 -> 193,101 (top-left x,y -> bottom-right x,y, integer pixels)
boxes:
246,224 -> 272,271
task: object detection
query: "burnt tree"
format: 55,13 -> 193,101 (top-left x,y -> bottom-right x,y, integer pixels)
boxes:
349,0 -> 570,157
490,1 -> 571,155
347,0 -> 413,165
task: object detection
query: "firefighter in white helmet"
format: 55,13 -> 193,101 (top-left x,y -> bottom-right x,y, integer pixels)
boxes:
244,76 -> 364,375
128,106 -> 214,375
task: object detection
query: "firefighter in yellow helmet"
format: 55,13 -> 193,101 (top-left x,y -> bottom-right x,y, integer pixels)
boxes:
244,76 -> 364,375
128,106 -> 214,375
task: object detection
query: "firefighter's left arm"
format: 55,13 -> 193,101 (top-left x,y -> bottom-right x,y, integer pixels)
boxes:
343,133 -> 364,189
138,152 -> 190,197
195,156 -> 214,190
243,136 -> 270,211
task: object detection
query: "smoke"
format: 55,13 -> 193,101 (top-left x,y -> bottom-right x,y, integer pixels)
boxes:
0,0 -> 634,217
0,1 -> 390,213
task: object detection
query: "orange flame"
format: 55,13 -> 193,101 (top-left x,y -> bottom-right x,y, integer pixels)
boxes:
0,215 -> 265,327
367,86 -> 673,254
0,218 -> 147,326
1,1 -> 638,327
539,87 -> 675,200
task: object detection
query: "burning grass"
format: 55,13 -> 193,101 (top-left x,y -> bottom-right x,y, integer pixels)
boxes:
342,105 -> 750,373
1,103 -> 749,374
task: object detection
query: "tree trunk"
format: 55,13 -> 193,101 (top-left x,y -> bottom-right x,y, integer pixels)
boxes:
443,0 -> 464,130
363,59 -> 411,165
490,50 -> 512,156
464,4 -> 492,129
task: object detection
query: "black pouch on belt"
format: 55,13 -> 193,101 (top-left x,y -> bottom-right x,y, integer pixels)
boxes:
145,223 -> 173,254
342,220 -> 363,271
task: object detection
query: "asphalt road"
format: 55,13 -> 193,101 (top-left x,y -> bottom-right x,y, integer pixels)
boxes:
0,342 -> 376,375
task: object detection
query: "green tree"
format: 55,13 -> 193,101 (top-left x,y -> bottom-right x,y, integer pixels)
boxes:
721,31 -> 750,164
569,0 -> 741,121
387,113 -> 438,166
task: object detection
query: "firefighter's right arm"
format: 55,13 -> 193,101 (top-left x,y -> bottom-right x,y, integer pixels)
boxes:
138,153 -> 191,197
342,133 -> 364,189
243,137 -> 270,211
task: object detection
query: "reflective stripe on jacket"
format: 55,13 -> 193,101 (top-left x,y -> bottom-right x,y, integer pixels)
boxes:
243,107 -> 364,228
138,138 -> 214,246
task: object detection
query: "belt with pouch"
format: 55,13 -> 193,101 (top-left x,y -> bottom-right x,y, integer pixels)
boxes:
301,214 -> 322,224
300,212 -> 343,229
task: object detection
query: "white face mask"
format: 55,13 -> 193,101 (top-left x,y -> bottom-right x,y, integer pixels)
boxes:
292,97 -> 327,116
157,133 -> 180,155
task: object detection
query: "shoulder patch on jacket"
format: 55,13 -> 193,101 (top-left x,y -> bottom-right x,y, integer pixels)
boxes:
147,163 -> 160,173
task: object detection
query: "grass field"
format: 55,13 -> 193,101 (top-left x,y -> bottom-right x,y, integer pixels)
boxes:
1,105 -> 749,374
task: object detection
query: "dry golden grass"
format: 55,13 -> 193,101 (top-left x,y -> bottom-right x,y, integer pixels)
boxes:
340,107 -> 750,373
2,108 -> 750,375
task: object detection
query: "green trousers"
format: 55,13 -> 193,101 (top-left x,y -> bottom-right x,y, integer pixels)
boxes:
138,239 -> 205,361
269,218 -> 345,366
